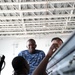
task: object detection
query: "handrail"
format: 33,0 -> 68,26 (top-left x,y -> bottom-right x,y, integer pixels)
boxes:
46,31 -> 75,70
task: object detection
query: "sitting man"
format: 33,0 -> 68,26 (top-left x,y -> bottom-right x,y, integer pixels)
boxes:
18,39 -> 45,75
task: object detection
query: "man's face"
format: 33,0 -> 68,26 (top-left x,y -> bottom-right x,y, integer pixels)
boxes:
51,40 -> 63,51
26,41 -> 36,54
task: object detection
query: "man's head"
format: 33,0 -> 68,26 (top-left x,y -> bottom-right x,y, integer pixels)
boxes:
12,56 -> 29,75
51,37 -> 63,51
26,39 -> 37,54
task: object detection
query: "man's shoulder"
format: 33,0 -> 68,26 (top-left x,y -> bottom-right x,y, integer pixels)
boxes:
35,50 -> 45,57
20,50 -> 28,52
19,50 -> 29,54
18,50 -> 30,56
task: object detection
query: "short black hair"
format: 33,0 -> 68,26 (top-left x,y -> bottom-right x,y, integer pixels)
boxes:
51,37 -> 63,43
28,39 -> 36,44
12,56 -> 29,71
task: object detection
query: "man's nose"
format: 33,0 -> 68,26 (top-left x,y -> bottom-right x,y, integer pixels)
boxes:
29,45 -> 33,48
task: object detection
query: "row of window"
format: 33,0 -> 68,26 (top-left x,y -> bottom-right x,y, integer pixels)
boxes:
21,2 -> 74,10
0,30 -> 73,36
0,26 -> 74,32
0,17 -> 75,24
0,2 -> 74,10
0,10 -> 75,17
0,5 -> 19,10
0,19 -> 22,24
0,12 -> 20,17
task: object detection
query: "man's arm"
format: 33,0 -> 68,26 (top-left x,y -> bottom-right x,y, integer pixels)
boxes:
32,44 -> 56,75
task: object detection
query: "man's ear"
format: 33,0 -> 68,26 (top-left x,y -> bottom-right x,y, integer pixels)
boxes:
35,44 -> 37,48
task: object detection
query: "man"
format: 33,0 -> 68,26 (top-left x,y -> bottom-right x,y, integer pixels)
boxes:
18,39 -> 45,75
32,37 -> 63,75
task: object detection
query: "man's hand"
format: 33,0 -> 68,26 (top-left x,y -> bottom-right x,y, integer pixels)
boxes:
47,44 -> 58,57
